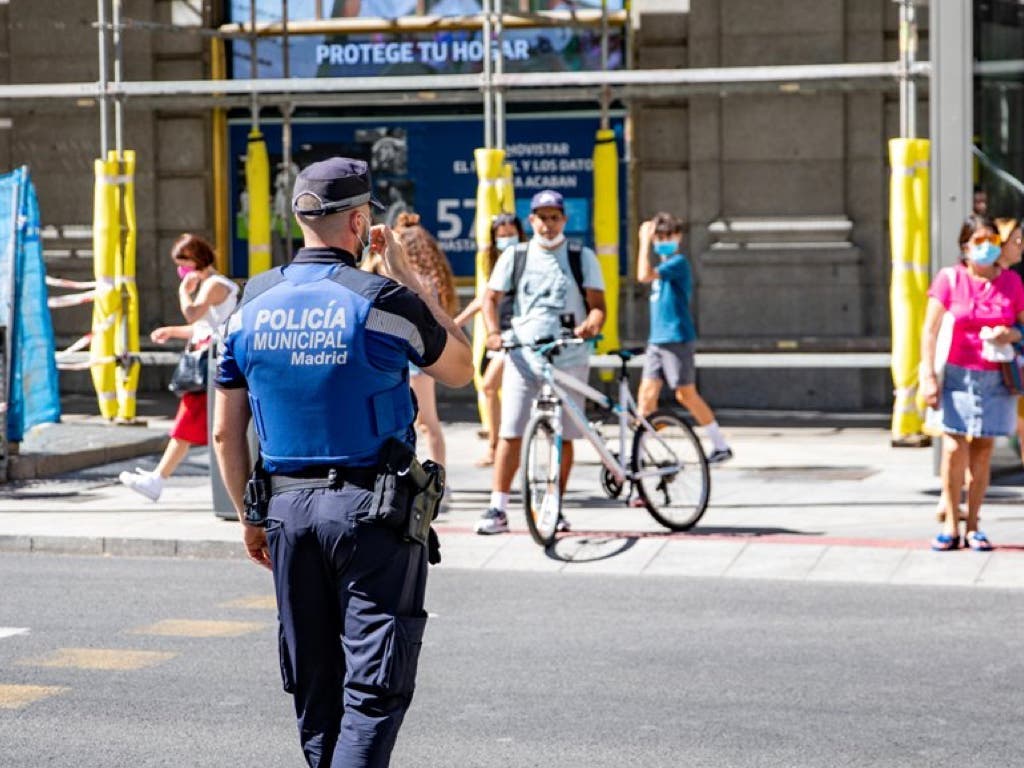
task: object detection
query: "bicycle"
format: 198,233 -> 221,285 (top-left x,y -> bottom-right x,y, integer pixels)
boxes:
507,336 -> 711,547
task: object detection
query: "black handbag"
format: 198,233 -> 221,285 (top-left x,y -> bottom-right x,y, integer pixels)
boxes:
169,346 -> 209,396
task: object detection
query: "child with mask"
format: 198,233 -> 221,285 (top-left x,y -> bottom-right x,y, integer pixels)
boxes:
636,212 -> 733,464
920,213 -> 1024,551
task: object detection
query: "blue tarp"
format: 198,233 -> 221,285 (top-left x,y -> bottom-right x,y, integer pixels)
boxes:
0,167 -> 60,441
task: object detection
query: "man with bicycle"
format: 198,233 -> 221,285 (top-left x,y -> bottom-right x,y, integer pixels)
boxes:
475,190 -> 606,535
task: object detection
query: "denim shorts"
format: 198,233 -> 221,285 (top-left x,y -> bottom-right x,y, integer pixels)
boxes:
941,363 -> 1018,437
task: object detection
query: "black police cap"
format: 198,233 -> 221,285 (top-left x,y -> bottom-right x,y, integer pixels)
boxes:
291,157 -> 385,217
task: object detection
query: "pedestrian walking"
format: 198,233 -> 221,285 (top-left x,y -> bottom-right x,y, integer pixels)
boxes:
998,215 -> 1024,465
474,190 -> 605,535
453,212 -> 526,466
921,213 -> 1024,552
636,213 -> 733,463
212,157 -> 472,768
119,233 -> 238,501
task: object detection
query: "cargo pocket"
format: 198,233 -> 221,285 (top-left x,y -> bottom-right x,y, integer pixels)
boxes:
278,623 -> 296,693
380,612 -> 428,696
342,612 -> 427,698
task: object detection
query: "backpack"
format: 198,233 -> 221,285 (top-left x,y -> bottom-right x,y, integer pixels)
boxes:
498,241 -> 587,331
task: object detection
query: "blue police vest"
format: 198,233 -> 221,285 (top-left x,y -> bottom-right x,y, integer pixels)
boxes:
232,255 -> 414,471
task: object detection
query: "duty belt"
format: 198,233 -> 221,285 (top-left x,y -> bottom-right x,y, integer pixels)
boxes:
269,466 -> 378,495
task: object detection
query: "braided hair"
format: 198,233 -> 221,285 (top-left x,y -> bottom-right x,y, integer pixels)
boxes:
393,212 -> 459,317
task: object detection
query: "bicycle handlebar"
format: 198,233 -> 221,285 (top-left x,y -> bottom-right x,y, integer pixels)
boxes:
502,334 -> 595,358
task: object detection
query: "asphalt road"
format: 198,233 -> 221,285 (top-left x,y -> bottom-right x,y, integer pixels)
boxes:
1,554 -> 1022,767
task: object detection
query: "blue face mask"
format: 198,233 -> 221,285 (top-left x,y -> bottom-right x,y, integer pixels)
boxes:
968,241 -> 1001,266
653,241 -> 677,257
495,236 -> 518,251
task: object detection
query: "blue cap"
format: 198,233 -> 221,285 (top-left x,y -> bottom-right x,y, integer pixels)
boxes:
292,157 -> 385,216
530,189 -> 565,212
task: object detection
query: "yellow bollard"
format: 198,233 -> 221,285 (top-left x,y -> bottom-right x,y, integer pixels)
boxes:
473,148 -> 507,434
114,149 -> 141,422
592,128 -> 621,378
90,157 -> 120,419
246,129 -> 272,276
888,138 -> 931,444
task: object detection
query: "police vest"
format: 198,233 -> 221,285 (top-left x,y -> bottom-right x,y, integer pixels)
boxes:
232,253 -> 414,471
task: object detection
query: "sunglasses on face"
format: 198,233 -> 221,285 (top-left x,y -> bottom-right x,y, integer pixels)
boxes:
969,233 -> 1000,246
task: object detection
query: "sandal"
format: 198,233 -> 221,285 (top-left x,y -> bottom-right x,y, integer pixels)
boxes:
930,533 -> 961,551
965,531 -> 993,552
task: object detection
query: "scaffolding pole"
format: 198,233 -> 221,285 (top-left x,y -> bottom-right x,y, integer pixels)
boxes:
96,0 -> 109,156
898,0 -> 919,139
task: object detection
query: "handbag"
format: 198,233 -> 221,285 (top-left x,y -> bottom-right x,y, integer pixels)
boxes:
1001,346 -> 1024,395
169,345 -> 209,396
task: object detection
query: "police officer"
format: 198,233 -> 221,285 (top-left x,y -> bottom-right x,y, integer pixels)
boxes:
212,157 -> 472,768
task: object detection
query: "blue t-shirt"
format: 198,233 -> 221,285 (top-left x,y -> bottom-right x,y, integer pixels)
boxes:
648,254 -> 696,344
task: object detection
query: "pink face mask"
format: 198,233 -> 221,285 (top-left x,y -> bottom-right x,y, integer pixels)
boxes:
177,264 -> 194,280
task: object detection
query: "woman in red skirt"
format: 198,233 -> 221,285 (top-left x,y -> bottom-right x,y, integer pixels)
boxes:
119,234 -> 239,501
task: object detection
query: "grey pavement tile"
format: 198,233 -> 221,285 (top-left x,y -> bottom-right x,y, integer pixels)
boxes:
103,538 -> 178,558
0,535 -> 32,553
723,542 -> 828,581
176,540 -> 248,560
805,545 -> 910,584
479,535 -> 565,572
553,536 -> 667,575
974,552 -> 1024,588
642,538 -> 747,577
435,535 -> 509,570
30,536 -> 104,556
889,550 -> 991,586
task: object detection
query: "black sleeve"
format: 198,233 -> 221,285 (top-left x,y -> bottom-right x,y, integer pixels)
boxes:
370,281 -> 449,368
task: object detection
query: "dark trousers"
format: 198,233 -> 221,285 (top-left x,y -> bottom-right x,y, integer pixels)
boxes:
266,483 -> 428,768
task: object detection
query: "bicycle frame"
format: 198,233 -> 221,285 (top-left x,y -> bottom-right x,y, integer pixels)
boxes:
524,345 -> 676,487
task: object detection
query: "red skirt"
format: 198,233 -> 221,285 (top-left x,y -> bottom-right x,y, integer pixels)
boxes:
170,391 -> 208,445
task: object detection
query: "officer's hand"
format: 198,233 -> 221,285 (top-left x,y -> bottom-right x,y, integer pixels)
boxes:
372,225 -> 425,293
242,524 -> 272,571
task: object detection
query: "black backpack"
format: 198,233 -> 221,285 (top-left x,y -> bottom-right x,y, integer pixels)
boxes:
498,241 -> 587,331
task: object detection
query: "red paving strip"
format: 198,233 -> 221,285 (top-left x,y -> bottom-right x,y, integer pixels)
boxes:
433,524 -> 1024,553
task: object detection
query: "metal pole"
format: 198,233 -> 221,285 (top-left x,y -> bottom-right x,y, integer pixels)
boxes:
97,0 -> 109,156
482,0 -> 493,149
495,0 -> 505,150
282,0 -> 293,261
250,0 -> 259,129
599,0 -> 610,130
898,0 -> 918,138
112,0 -> 123,157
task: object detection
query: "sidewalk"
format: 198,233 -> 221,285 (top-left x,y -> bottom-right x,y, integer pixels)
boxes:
4,403 -> 1024,589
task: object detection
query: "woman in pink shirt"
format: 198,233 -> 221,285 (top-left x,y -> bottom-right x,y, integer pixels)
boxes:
921,214 -> 1024,551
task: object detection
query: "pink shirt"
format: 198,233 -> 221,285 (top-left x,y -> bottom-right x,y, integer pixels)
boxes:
928,264 -> 1024,371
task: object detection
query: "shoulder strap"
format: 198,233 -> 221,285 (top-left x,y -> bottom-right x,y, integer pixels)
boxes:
509,242 -> 529,295
567,242 -> 585,296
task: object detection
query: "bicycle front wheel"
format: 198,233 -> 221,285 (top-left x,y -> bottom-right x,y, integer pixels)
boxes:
521,412 -> 562,547
631,409 -> 710,531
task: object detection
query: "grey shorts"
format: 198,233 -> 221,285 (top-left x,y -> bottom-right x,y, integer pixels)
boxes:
641,341 -> 696,389
499,350 -> 589,440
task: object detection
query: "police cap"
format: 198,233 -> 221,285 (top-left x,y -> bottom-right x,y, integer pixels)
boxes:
292,157 -> 385,217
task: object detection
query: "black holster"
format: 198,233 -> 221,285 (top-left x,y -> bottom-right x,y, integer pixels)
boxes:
243,461 -> 271,527
379,438 -> 445,562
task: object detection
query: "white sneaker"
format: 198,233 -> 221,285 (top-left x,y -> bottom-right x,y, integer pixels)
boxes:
119,468 -> 163,501
475,507 -> 509,535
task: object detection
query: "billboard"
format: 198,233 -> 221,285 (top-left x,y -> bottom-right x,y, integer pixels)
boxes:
228,0 -> 625,78
228,113 -> 626,278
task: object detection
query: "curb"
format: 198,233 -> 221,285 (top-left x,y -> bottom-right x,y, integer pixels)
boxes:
7,435 -> 169,481
0,534 -> 244,560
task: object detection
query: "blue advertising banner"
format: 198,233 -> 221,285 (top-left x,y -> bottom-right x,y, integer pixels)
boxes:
228,113 -> 626,278
228,1 -> 625,79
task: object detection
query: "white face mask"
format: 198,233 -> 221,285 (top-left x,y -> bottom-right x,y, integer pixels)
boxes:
353,214 -> 370,263
535,234 -> 565,251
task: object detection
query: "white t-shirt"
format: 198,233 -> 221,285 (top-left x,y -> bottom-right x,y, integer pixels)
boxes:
191,274 -> 240,344
488,238 -> 603,367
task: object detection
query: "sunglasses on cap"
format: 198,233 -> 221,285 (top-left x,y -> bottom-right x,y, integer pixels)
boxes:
492,213 -> 517,225
969,233 -> 1001,246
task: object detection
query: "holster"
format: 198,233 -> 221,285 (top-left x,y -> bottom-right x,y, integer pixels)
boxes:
379,438 -> 445,557
243,460 -> 271,528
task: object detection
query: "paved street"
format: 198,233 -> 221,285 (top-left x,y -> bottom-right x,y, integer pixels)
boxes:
2,553 -> 1023,768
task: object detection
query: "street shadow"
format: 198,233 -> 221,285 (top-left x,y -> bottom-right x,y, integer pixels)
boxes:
544,524 -> 822,564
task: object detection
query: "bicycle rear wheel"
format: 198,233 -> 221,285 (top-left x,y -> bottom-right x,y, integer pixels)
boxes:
630,409 -> 710,531
521,412 -> 562,547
